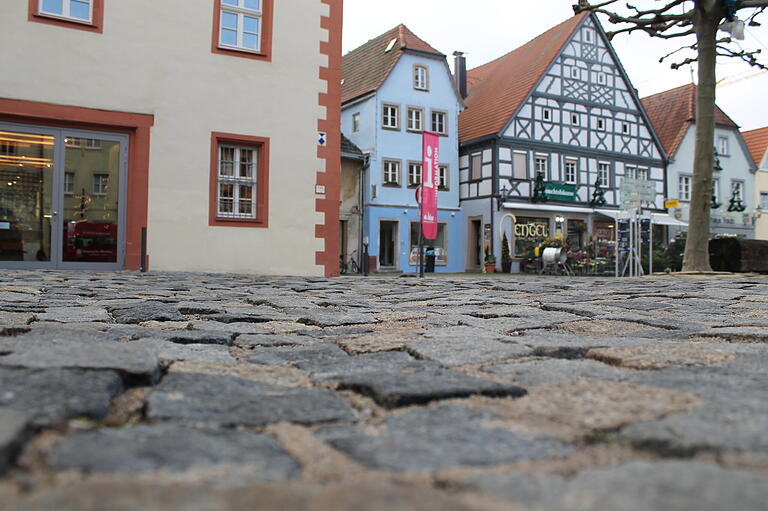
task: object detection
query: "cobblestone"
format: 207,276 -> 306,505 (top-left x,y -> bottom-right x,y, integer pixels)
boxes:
0,271 -> 766,510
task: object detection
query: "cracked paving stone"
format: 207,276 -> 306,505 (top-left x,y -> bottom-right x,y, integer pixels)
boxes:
130,338 -> 236,364
0,329 -> 161,383
248,343 -> 348,365
108,302 -> 186,324
148,372 -> 355,426
587,344 -> 738,370
233,333 -> 315,348
48,424 -> 300,481
334,360 -> 527,408
405,336 -> 532,366
36,306 -> 111,323
463,460 -> 768,511
0,408 -> 30,475
319,405 -> 573,472
0,368 -> 123,426
484,358 -> 630,386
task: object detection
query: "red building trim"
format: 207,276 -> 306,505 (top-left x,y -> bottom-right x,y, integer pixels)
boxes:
0,98 -> 153,270
211,0 -> 273,62
208,132 -> 270,228
28,0 -> 104,33
316,0 -> 343,277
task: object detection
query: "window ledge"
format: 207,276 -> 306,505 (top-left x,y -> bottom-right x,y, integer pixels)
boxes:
381,126 -> 400,131
210,217 -> 268,228
382,183 -> 401,188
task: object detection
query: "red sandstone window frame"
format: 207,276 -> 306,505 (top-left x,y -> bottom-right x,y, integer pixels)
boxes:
209,132 -> 270,228
28,0 -> 104,33
211,0 -> 274,62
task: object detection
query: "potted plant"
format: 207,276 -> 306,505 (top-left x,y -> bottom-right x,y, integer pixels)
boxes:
484,248 -> 496,273
501,232 -> 513,273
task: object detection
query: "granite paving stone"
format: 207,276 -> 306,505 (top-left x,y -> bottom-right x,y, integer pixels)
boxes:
233,333 -> 315,348
0,368 -> 123,425
405,337 -> 532,366
148,372 -> 356,426
293,309 -> 379,327
0,329 -> 161,383
248,343 -> 348,365
130,338 -> 236,364
0,408 -> 29,475
108,302 -> 186,324
484,358 -> 630,386
36,306 -> 112,323
48,425 -> 300,480
463,460 -> 768,511
320,405 -> 573,472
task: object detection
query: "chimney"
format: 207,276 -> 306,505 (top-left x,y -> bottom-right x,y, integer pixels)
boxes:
453,51 -> 467,99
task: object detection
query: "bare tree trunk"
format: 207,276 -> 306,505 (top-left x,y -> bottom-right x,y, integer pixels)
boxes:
682,8 -> 720,272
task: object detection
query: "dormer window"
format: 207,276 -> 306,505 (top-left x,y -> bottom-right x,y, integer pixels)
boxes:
414,65 -> 428,91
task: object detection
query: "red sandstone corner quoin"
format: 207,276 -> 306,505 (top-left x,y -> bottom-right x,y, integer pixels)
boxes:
316,0 -> 343,277
28,0 -> 104,33
208,132 -> 270,228
0,98 -> 153,271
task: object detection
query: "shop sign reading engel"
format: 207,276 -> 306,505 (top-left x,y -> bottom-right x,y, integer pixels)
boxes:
501,213 -> 549,240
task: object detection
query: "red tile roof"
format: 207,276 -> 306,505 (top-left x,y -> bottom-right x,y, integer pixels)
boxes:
342,24 -> 443,105
459,13 -> 587,143
742,126 -> 768,167
640,83 -> 739,158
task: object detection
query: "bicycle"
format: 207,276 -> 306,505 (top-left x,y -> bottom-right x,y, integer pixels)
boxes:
340,250 -> 360,274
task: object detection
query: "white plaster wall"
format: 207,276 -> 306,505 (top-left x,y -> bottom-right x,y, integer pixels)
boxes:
0,1 -> 328,275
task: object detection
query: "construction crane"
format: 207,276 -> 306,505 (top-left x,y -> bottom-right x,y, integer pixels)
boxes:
716,69 -> 768,88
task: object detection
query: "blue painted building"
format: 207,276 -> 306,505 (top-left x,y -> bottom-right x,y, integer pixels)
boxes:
341,25 -> 464,273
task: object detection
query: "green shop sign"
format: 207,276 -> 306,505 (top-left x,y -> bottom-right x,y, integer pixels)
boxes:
544,182 -> 577,202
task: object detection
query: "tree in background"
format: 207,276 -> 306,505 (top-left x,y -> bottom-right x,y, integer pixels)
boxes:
574,0 -> 768,271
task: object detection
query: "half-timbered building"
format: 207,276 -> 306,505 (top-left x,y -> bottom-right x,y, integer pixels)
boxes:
457,12 -> 667,272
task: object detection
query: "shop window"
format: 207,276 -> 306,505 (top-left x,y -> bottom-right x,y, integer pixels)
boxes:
213,0 -> 274,61
513,216 -> 549,258
409,222 -> 447,265
567,219 -> 587,250
30,0 -> 104,32
209,132 -> 269,227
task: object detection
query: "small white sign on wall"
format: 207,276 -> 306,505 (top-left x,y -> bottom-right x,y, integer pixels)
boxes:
315,185 -> 326,195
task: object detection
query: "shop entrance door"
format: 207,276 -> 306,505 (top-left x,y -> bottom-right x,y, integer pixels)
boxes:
0,123 -> 128,270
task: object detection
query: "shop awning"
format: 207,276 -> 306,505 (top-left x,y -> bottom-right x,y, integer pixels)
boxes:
501,203 -> 598,214
595,209 -> 688,227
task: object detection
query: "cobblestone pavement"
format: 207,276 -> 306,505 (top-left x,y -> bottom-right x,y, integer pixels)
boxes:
1,270 -> 767,511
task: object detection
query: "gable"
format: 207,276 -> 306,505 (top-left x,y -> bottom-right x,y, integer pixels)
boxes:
504,14 -> 664,161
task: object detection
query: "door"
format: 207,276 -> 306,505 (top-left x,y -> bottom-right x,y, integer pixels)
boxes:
468,218 -> 482,268
0,123 -> 128,269
378,220 -> 398,268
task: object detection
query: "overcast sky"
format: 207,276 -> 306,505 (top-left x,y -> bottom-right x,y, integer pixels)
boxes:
342,0 -> 768,132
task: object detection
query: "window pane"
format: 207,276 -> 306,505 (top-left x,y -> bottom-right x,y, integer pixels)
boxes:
243,16 -> 260,33
69,0 -> 90,20
220,183 -> 234,198
243,33 -> 259,50
41,0 -> 64,15
221,29 -> 237,46
221,11 -> 238,29
220,147 -> 235,176
219,199 -> 233,213
222,0 -> 238,5
244,0 -> 261,9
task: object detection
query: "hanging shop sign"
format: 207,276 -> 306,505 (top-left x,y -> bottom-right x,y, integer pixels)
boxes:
544,182 -> 577,202
664,199 -> 680,209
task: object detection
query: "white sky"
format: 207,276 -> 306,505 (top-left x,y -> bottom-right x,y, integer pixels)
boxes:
342,0 -> 768,132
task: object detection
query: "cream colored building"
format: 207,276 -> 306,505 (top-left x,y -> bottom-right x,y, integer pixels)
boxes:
743,127 -> 768,240
0,0 -> 342,275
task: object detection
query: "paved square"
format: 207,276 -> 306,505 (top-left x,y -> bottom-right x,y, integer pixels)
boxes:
1,270 -> 767,510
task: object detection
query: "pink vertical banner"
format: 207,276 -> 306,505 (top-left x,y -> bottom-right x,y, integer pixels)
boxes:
421,132 -> 440,240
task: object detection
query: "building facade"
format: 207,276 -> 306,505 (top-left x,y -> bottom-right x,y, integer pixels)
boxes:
0,0 -> 342,275
341,25 -> 464,273
743,126 -> 768,240
643,84 -> 758,239
457,13 -> 667,273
